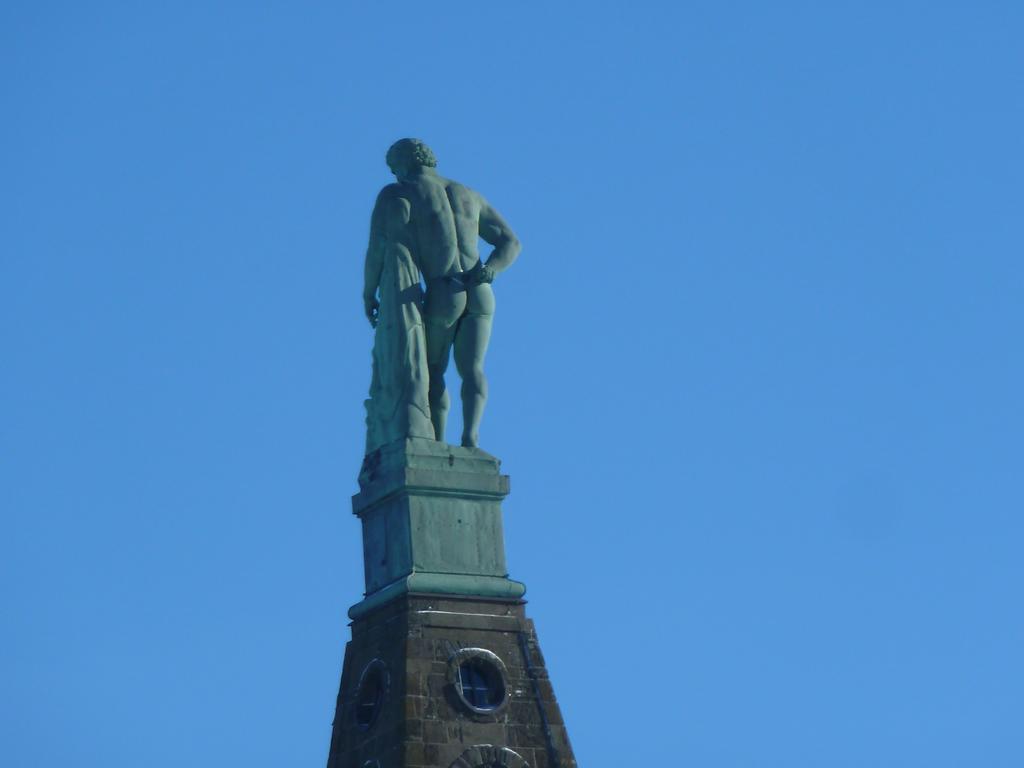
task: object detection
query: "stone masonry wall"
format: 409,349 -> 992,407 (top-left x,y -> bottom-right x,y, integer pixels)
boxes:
327,595 -> 576,768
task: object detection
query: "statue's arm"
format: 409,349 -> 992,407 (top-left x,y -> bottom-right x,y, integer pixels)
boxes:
362,215 -> 384,327
478,198 -> 521,277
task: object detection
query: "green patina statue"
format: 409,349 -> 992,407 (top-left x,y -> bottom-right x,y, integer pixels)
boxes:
362,139 -> 520,452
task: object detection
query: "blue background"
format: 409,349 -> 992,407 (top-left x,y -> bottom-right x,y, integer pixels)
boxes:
2,2 -> 1022,766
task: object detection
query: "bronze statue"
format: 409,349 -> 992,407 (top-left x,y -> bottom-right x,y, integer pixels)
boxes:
362,139 -> 520,449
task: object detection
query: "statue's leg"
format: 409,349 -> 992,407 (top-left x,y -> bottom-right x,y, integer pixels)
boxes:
455,285 -> 495,448
424,280 -> 469,443
425,317 -> 456,442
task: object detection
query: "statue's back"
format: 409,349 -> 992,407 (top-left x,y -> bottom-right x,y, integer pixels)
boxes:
399,175 -> 479,279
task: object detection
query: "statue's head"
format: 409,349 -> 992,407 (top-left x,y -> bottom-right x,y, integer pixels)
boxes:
386,138 -> 437,179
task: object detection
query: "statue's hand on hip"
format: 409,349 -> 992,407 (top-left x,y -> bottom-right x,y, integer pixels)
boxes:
468,262 -> 495,285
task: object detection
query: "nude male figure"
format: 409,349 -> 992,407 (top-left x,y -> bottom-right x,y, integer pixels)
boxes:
363,138 -> 520,448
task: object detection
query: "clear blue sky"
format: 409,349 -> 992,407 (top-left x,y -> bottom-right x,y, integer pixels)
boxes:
2,2 -> 1022,766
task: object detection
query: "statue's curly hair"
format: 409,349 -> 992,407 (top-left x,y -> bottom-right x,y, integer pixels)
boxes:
386,138 -> 437,175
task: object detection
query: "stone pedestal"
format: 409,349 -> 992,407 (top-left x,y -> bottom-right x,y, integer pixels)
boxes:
326,439 -> 576,768
349,438 -> 526,620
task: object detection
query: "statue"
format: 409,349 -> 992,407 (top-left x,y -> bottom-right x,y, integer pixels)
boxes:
362,139 -> 520,449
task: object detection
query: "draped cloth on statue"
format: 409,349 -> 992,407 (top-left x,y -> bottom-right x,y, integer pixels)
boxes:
364,240 -> 434,454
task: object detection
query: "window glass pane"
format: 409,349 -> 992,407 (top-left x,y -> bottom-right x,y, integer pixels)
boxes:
458,659 -> 503,711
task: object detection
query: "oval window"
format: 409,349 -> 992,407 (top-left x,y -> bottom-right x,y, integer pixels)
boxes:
457,657 -> 506,711
355,661 -> 387,731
